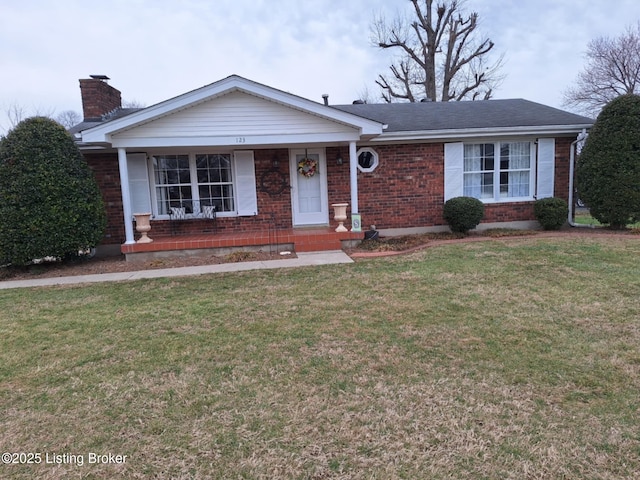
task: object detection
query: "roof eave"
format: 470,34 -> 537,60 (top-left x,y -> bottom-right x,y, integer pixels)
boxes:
371,124 -> 594,143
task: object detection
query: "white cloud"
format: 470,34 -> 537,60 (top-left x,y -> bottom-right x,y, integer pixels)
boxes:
1,0 -> 639,133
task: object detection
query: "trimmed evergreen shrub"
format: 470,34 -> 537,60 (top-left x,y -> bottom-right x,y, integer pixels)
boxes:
577,94 -> 640,229
0,117 -> 106,266
443,196 -> 484,234
534,197 -> 568,230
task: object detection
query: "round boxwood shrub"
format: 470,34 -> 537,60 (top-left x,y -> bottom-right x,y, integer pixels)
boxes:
443,196 -> 485,234
0,117 -> 106,266
534,197 -> 568,230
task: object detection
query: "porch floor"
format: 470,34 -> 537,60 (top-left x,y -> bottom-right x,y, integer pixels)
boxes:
121,227 -> 364,258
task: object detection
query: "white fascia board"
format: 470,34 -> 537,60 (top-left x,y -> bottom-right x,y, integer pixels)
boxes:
81,76 -> 384,143
370,124 -> 593,143
110,132 -> 362,149
76,143 -> 111,151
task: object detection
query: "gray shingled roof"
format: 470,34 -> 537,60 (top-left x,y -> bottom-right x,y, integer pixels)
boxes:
71,99 -> 593,137
68,108 -> 143,135
332,99 -> 593,132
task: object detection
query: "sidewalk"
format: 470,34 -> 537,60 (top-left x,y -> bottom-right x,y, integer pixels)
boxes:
0,251 -> 354,290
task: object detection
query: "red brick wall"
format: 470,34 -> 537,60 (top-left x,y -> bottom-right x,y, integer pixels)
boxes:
85,153 -> 125,245
483,202 -> 535,223
151,149 -> 294,236
327,137 -> 575,230
85,149 -> 295,242
326,144 -> 448,230
554,137 -> 572,202
326,146 -> 351,207
86,137 -> 575,245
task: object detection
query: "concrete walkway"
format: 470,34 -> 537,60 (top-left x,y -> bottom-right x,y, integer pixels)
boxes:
0,251 -> 354,290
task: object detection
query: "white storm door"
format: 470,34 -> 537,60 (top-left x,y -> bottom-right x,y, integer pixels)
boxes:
290,149 -> 329,226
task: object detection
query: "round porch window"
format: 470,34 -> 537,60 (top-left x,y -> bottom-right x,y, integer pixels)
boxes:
357,147 -> 379,172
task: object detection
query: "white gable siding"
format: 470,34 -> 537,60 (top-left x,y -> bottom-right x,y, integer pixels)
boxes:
113,91 -> 357,140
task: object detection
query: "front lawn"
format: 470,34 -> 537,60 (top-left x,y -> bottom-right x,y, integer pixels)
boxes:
574,210 -> 640,229
1,237 -> 639,479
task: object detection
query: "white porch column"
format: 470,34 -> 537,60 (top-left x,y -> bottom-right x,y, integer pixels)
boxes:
117,147 -> 135,244
349,141 -> 359,214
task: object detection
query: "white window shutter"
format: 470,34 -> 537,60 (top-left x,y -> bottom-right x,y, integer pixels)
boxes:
444,142 -> 464,201
537,138 -> 555,199
127,153 -> 152,214
234,150 -> 258,216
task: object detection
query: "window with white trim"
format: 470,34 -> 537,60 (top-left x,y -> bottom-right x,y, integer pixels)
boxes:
356,147 -> 379,172
196,154 -> 234,211
463,141 -> 533,201
152,153 -> 235,216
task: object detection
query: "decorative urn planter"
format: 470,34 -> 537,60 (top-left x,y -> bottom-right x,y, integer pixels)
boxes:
133,213 -> 153,243
331,203 -> 349,232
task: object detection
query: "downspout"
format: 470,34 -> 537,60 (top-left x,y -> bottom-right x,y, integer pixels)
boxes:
568,129 -> 592,228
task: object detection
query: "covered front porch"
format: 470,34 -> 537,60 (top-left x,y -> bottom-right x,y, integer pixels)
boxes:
78,76 -> 385,260
121,227 -> 364,261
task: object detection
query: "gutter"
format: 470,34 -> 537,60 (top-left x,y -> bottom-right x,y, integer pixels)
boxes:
369,124 -> 594,143
568,129 -> 593,228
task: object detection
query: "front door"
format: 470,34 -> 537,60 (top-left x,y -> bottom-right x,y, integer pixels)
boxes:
290,148 -> 329,226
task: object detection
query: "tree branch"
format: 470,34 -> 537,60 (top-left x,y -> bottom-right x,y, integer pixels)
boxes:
372,0 -> 501,102
563,22 -> 640,116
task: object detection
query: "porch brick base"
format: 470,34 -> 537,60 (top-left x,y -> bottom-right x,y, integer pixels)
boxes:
121,228 -> 363,260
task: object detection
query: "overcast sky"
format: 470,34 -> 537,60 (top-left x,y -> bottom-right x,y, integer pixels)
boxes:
1,0 -> 639,134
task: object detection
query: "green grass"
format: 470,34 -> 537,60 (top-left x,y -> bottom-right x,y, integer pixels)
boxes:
574,211 -> 640,228
1,237 -> 639,479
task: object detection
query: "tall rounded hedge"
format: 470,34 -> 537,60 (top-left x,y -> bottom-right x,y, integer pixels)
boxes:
443,196 -> 485,234
0,117 -> 106,265
577,94 -> 640,229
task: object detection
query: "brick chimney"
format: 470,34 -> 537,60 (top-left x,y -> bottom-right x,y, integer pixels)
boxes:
79,75 -> 122,121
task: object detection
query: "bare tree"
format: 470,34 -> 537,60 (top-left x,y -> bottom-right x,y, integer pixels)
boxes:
564,23 -> 640,118
354,85 -> 378,104
2,105 -> 85,134
55,110 -> 82,129
372,0 -> 503,102
4,102 -> 29,130
122,99 -> 146,109
2,102 -> 57,132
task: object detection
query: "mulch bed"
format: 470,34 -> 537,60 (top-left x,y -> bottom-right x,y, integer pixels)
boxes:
347,227 -> 639,258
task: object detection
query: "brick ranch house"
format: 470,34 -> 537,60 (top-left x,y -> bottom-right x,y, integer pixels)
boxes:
71,75 -> 593,259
